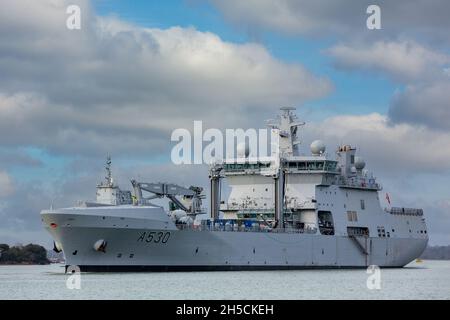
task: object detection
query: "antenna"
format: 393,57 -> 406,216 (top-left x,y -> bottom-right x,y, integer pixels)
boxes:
105,155 -> 113,186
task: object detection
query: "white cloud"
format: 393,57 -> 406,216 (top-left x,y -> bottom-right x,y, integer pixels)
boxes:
210,0 -> 334,35
1,0 -> 450,246
0,171 -> 14,197
325,40 -> 450,132
0,0 -> 332,156
209,0 -> 365,36
307,112 -> 450,173
421,200 -> 450,245
209,0 -> 450,43
389,81 -> 450,130
327,41 -> 450,82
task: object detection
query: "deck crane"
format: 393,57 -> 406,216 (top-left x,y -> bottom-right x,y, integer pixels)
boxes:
130,180 -> 205,216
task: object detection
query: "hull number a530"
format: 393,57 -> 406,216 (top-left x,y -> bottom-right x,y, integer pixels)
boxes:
137,231 -> 170,244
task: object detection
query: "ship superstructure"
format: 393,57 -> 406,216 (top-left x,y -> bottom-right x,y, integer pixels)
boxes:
41,108 -> 428,271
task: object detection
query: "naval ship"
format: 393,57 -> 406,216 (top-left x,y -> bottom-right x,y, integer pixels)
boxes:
41,108 -> 428,271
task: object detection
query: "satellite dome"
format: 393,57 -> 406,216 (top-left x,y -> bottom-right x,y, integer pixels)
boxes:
237,142 -> 250,158
355,157 -> 366,170
310,140 -> 326,155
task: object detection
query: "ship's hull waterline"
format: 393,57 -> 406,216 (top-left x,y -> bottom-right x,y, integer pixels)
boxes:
42,211 -> 428,272
40,108 -> 429,272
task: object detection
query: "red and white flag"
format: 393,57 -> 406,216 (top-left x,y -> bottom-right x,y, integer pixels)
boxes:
385,193 -> 391,205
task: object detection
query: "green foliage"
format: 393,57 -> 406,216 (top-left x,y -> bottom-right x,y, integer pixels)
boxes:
0,243 -> 50,265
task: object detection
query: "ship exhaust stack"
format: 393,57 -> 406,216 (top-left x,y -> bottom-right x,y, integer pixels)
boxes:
274,165 -> 285,229
209,163 -> 223,220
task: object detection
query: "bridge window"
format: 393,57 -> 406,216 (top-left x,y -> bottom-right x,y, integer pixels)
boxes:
223,162 -> 271,172
360,199 -> 365,210
324,161 -> 337,171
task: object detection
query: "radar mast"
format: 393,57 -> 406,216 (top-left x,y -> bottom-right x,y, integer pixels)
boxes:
103,155 -> 114,187
267,107 -> 305,157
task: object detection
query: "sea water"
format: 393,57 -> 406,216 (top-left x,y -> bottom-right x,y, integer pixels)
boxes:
0,260 -> 449,299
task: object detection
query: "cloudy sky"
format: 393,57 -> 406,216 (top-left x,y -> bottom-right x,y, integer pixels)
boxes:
0,0 -> 449,246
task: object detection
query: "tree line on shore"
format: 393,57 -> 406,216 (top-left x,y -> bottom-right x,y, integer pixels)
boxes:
0,243 -> 50,265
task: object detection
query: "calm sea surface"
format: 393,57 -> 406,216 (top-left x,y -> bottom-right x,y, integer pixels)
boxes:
0,260 -> 449,299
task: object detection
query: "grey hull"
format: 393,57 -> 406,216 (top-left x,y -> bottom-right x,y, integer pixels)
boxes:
44,219 -> 427,271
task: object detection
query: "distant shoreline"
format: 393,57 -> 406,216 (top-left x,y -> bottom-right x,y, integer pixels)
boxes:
420,245 -> 450,260
0,243 -> 50,265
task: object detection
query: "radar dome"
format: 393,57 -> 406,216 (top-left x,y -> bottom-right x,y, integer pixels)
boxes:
310,140 -> 326,155
237,142 -> 250,158
354,157 -> 366,170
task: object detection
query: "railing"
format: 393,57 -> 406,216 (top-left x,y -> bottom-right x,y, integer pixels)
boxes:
387,207 -> 423,216
175,222 -> 317,234
285,160 -> 339,174
223,162 -> 271,173
336,176 -> 382,190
